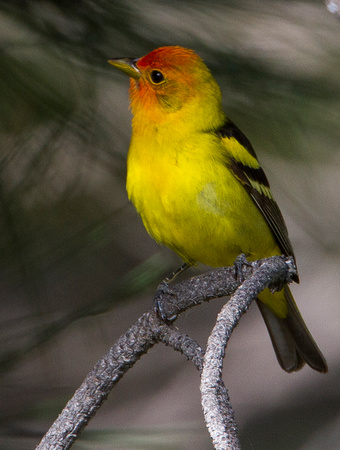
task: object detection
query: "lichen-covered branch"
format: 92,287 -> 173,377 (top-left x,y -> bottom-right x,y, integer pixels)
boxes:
200,255 -> 295,449
36,255 -> 296,449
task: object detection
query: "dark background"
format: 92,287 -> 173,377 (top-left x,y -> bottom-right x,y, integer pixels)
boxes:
0,1 -> 339,448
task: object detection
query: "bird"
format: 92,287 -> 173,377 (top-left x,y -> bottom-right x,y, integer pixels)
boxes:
108,46 -> 327,373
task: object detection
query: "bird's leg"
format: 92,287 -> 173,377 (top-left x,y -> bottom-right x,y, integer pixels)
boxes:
233,253 -> 251,283
164,262 -> 191,283
153,263 -> 191,322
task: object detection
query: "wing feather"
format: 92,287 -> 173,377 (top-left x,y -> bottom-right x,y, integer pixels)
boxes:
217,120 -> 298,282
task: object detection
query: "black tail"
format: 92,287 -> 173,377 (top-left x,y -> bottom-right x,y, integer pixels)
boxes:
257,286 -> 328,373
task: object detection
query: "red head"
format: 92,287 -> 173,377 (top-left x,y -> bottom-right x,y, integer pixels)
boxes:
109,46 -> 224,129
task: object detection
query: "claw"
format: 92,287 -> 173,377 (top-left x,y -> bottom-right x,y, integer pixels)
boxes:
153,263 -> 191,322
153,281 -> 177,323
233,253 -> 250,283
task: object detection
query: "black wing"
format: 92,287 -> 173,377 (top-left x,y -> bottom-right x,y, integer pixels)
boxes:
217,120 -> 298,282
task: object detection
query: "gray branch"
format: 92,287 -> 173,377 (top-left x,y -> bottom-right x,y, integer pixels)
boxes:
201,255 -> 295,449
36,255 -> 296,449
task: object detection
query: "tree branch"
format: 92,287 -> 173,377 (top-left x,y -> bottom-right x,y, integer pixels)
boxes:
36,255 -> 296,449
200,254 -> 295,449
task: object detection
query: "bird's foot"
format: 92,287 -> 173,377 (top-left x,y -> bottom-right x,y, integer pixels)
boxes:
233,253 -> 251,283
153,281 -> 178,323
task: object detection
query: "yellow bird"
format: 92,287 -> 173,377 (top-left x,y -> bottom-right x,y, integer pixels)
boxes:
109,46 -> 327,373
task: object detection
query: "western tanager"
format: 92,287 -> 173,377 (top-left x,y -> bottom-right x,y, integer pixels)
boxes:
109,46 -> 327,373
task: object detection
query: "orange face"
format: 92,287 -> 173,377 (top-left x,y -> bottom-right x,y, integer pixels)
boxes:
109,46 -> 222,129
128,47 -> 203,117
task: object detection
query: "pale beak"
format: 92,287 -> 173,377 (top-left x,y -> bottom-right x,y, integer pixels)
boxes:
108,57 -> 141,80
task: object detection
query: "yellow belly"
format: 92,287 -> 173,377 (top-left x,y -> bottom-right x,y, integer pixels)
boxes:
127,131 -> 279,268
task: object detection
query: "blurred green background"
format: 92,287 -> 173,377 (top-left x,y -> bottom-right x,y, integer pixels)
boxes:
0,0 -> 339,448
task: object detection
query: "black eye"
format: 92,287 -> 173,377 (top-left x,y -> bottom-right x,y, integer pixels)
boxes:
150,70 -> 165,84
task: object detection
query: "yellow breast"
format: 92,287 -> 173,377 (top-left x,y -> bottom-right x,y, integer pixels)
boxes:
126,125 -> 279,267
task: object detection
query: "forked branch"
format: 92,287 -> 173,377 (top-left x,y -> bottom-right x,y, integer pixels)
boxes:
36,255 -> 296,449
